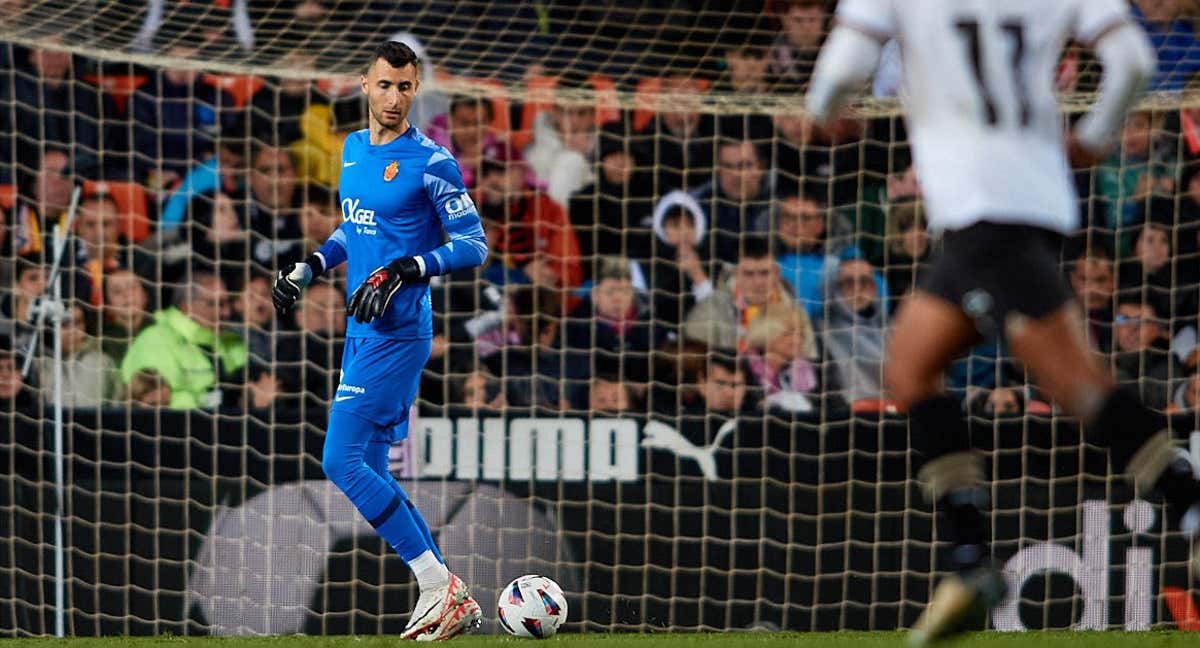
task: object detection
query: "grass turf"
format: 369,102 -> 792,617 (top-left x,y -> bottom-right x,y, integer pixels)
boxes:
2,633 -> 1199,647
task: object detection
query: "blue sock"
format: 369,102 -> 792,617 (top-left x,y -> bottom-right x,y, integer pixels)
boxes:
323,410 -> 429,562
365,439 -> 444,563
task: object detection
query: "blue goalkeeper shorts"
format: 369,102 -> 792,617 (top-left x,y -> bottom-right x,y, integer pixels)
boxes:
331,336 -> 432,441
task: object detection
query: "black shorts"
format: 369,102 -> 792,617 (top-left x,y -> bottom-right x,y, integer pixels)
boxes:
918,221 -> 1072,338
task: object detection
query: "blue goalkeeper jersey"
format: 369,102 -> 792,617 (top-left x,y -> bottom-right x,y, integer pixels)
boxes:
317,125 -> 488,340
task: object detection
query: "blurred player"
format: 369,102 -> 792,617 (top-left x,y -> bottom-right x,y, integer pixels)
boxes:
805,0 -> 1189,644
273,41 -> 487,641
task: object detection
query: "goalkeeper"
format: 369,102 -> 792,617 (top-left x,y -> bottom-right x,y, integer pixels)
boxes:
273,41 -> 488,641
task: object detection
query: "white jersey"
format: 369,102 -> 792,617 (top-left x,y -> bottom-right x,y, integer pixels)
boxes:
835,0 -> 1134,234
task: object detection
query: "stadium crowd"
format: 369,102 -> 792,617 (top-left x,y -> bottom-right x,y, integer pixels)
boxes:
3,0 -> 1200,439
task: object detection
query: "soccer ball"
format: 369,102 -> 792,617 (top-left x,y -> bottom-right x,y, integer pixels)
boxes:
496,574 -> 568,638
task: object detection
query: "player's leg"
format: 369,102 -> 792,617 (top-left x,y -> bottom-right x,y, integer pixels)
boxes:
363,437 -> 479,640
1006,306 -> 1200,528
365,438 -> 446,564
886,292 -> 991,572
325,411 -> 474,640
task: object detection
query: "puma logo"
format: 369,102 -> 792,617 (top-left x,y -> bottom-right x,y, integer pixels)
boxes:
640,419 -> 736,480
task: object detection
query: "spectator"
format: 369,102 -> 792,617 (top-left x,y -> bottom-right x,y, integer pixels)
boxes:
472,285 -> 567,410
683,235 -> 796,353
1118,221 -> 1174,316
966,383 -> 1026,418
457,369 -> 505,412
1095,111 -> 1175,252
128,368 -> 171,408
524,86 -> 599,206
291,94 -> 364,187
158,114 -> 249,231
240,361 -> 290,415
34,302 -> 122,408
589,374 -> 636,414
475,144 -> 584,289
719,44 -> 773,97
0,335 -> 37,415
1132,0 -> 1200,92
132,45 -> 238,182
100,269 -> 151,361
12,42 -> 105,171
685,353 -> 750,417
771,111 -> 867,209
1113,299 -> 1180,411
276,281 -> 345,427
765,191 -> 862,321
0,256 -> 45,335
71,193 -> 134,305
560,256 -> 665,386
769,0 -> 828,91
744,302 -> 820,414
251,54 -> 323,147
690,138 -> 771,263
159,191 -> 252,292
567,121 -> 654,279
882,198 -> 930,310
635,75 -> 715,192
425,95 -> 501,190
246,144 -> 303,268
132,0 -> 254,54
639,192 -> 714,328
231,271 -> 276,363
119,272 -> 247,410
820,258 -> 887,405
1070,248 -> 1117,353
1173,371 -> 1200,412
297,183 -> 341,258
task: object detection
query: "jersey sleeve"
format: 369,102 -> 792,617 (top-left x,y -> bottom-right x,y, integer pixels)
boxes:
834,0 -> 897,41
420,151 -> 488,276
1072,0 -> 1133,44
315,224 -> 349,271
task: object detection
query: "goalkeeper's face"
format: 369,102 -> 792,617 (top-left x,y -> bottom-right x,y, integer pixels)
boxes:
362,58 -> 420,131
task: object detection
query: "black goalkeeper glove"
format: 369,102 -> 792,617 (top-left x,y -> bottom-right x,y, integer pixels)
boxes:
347,256 -> 423,324
273,256 -> 322,317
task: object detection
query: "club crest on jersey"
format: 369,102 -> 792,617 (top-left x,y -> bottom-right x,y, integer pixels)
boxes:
383,160 -> 399,182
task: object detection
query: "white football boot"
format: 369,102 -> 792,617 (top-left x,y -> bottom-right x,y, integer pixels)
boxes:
401,572 -> 471,640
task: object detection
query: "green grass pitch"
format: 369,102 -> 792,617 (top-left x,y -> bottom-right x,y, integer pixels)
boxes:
3,633 -> 1200,647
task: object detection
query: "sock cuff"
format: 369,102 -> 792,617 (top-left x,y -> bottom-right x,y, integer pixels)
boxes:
1126,431 -> 1177,495
918,451 -> 984,501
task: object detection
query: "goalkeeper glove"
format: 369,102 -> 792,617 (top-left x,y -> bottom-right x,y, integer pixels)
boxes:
348,256 -> 423,324
273,256 -> 321,317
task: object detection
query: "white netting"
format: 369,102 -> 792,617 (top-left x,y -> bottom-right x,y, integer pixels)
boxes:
1,0 -> 1200,638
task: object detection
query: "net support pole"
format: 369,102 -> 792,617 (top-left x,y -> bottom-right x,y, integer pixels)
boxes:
16,185 -> 80,637
51,225 -> 65,638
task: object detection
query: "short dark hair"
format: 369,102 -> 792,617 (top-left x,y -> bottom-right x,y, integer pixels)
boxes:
366,41 -> 420,74
739,235 -> 772,261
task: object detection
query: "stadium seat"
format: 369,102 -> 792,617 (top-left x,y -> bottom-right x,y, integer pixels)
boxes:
82,73 -> 148,116
82,180 -> 151,243
0,184 -> 13,212
513,75 -> 620,149
201,74 -> 265,109
588,75 -> 620,126
633,77 -> 709,132
850,398 -> 901,415
436,74 -> 511,134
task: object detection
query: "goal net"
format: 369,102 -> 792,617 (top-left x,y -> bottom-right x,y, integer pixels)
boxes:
0,0 -> 1199,637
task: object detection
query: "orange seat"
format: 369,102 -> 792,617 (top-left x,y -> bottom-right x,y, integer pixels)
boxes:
201,74 -> 265,109
0,183 -> 14,212
83,73 -> 148,116
850,398 -> 902,415
82,180 -> 151,243
633,77 -> 709,132
588,75 -> 620,126
512,75 -> 560,151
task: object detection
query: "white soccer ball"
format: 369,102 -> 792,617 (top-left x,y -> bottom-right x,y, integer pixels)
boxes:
496,574 -> 568,638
